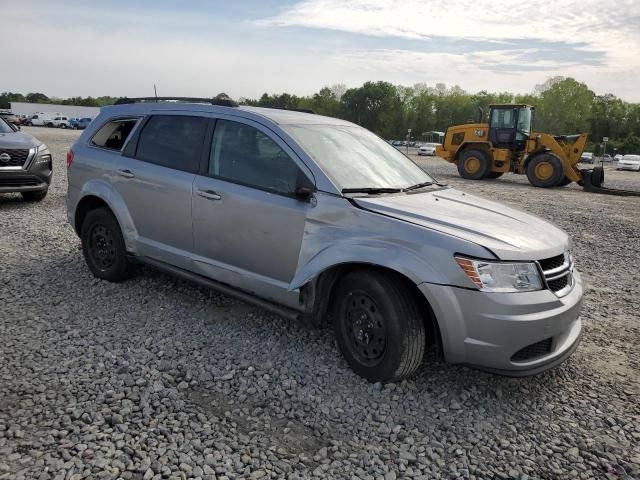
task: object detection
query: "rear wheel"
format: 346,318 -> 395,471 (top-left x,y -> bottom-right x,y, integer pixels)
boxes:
81,208 -> 133,282
21,189 -> 48,202
526,153 -> 565,188
333,270 -> 426,383
457,149 -> 490,180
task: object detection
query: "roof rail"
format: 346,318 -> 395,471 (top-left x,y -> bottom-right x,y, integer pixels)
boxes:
113,96 -> 239,107
269,107 -> 315,115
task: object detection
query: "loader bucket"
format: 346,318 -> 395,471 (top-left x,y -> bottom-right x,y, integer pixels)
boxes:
581,167 -> 640,196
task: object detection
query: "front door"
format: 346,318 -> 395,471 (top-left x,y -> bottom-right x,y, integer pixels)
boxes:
192,118 -> 312,306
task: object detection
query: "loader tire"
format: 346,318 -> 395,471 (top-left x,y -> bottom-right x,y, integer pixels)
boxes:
527,153 -> 564,188
458,149 -> 490,180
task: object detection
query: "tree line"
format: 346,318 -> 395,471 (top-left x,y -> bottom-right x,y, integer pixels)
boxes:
3,76 -> 639,154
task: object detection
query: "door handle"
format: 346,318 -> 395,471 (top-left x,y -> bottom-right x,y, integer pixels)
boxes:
117,169 -> 135,179
196,189 -> 222,201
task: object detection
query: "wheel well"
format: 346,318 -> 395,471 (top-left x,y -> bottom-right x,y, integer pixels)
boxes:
306,263 -> 443,354
74,196 -> 110,236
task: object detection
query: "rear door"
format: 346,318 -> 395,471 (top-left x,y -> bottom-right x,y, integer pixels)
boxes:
108,114 -> 209,268
192,117 -> 314,306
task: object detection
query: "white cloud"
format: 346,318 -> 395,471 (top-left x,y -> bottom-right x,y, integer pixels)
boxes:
1,0 -> 639,101
258,0 -> 640,100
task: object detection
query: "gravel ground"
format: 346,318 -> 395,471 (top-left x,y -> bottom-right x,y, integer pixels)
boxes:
1,127 -> 639,480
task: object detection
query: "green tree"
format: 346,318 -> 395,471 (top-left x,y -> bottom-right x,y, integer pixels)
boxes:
536,78 -> 594,134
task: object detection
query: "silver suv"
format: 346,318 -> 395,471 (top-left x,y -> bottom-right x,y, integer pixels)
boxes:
66,97 -> 583,382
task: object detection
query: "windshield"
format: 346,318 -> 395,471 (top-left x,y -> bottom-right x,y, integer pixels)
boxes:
283,124 -> 433,190
0,118 -> 15,134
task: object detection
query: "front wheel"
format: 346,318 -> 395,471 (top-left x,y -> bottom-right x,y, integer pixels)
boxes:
333,270 -> 426,383
526,153 -> 565,188
81,208 -> 133,282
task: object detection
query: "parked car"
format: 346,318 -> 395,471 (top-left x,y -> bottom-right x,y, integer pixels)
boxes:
418,143 -> 439,156
614,154 -> 623,162
0,117 -> 52,201
600,154 -> 613,162
28,113 -> 58,127
580,152 -> 593,164
616,154 -> 640,171
69,117 -> 92,130
52,116 -> 71,128
0,110 -> 20,126
66,99 -> 583,382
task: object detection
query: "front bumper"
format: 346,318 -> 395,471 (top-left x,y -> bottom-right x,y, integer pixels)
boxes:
418,270 -> 583,375
618,164 -> 640,171
0,158 -> 52,193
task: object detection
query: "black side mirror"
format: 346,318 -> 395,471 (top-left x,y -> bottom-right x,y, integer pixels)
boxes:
10,122 -> 19,132
295,185 -> 314,201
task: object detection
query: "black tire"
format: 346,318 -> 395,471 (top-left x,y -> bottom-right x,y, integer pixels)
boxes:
333,270 -> 426,383
47,123 -> 54,128
80,208 -> 133,282
590,166 -> 604,187
21,189 -> 48,202
486,172 -> 504,179
457,149 -> 490,180
526,153 -> 565,188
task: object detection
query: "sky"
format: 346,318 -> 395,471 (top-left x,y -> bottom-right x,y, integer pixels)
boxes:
2,0 -> 639,101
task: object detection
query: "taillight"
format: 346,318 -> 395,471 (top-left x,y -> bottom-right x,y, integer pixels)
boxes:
66,149 -> 74,167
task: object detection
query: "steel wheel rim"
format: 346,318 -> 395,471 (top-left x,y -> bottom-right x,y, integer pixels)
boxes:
89,224 -> 116,270
343,291 -> 386,366
464,157 -> 481,174
535,162 -> 554,180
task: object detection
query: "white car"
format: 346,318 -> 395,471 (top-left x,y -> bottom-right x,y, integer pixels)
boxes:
51,116 -> 71,128
418,143 -> 440,156
617,154 -> 640,171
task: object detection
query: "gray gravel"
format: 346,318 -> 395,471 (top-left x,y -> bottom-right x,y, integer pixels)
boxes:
1,126 -> 639,480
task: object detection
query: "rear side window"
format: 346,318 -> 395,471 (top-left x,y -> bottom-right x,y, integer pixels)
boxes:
92,118 -> 139,151
135,115 -> 208,172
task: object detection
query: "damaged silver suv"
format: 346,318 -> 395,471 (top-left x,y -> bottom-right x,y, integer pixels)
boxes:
66,97 -> 583,382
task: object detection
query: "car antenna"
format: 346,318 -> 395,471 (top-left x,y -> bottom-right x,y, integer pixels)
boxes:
154,84 -> 158,102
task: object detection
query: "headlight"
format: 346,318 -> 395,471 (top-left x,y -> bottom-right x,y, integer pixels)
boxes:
35,144 -> 52,164
455,256 -> 543,293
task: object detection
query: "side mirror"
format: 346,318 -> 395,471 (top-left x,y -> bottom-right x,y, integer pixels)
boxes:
295,185 -> 314,201
10,123 -> 19,132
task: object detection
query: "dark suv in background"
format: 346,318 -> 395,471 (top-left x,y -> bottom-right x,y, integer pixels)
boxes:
0,118 -> 52,201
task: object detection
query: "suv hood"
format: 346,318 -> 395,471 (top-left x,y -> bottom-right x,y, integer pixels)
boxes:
354,188 -> 568,261
0,131 -> 40,149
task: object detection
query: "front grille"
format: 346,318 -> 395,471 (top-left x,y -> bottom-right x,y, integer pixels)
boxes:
0,178 -> 40,187
0,148 -> 30,167
538,254 -> 565,271
538,252 -> 573,296
511,338 -> 553,362
547,275 -> 569,292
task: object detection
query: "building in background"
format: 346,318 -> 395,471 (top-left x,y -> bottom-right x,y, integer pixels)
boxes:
10,102 -> 100,119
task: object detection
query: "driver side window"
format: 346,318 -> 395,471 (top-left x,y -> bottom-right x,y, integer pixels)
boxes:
209,120 -> 300,195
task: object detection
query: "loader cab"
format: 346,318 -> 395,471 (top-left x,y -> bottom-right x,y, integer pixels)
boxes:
488,105 -> 533,151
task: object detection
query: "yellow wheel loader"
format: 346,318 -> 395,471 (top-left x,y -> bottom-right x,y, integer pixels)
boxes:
435,104 -> 640,195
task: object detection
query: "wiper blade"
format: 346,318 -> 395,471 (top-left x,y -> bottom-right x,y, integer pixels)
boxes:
405,181 -> 433,191
341,187 -> 403,194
